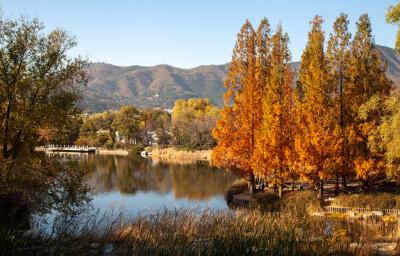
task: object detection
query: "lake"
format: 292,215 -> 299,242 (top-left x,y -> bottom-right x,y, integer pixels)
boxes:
58,153 -> 238,216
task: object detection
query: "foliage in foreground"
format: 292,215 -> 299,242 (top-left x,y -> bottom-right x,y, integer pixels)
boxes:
1,208 -> 368,256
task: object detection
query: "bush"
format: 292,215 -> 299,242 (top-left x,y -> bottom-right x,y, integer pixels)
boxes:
114,142 -> 124,149
130,145 -> 145,155
96,133 -> 109,146
104,141 -> 114,150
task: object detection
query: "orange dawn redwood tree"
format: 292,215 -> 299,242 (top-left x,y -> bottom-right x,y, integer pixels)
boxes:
212,18 -> 270,194
252,24 -> 295,198
348,14 -> 393,187
296,16 -> 335,198
326,13 -> 353,186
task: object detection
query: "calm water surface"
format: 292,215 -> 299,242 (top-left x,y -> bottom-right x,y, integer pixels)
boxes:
73,153 -> 237,215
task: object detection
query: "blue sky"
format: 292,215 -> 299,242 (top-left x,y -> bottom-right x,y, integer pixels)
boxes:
2,0 -> 399,68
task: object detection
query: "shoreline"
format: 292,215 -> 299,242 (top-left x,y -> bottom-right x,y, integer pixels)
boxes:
149,147 -> 212,163
35,146 -> 129,155
36,146 -> 212,159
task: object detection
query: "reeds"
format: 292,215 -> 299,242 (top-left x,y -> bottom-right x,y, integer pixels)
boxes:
1,207 -> 367,255
335,192 -> 400,209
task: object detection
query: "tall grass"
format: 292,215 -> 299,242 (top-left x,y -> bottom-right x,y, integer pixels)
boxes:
1,207 -> 367,256
257,190 -> 324,216
334,192 -> 400,209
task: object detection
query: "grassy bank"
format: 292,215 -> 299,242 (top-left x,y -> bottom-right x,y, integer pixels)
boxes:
1,208 -> 369,256
149,146 -> 212,164
333,192 -> 400,209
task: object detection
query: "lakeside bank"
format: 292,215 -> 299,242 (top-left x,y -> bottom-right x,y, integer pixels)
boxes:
146,147 -> 213,164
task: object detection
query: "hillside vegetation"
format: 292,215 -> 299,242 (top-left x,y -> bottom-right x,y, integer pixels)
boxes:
82,45 -> 400,113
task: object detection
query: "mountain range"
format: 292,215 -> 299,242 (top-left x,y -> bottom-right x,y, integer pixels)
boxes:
81,45 -> 400,113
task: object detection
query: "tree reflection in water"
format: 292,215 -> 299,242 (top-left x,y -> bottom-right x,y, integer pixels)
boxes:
78,154 -> 237,201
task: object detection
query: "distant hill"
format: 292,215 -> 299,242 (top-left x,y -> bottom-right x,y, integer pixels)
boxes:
82,63 -> 229,112
81,45 -> 400,113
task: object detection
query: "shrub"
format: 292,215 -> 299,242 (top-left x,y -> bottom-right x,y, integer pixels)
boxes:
104,140 -> 114,150
130,145 -> 145,155
114,142 -> 124,149
96,133 -> 109,146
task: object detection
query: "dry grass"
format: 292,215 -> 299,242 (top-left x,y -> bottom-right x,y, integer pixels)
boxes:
334,192 -> 400,209
150,146 -> 212,164
1,206 -> 377,255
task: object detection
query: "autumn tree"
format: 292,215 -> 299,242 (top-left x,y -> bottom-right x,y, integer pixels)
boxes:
349,14 -> 393,186
253,24 -> 295,198
115,106 -> 140,142
213,19 -> 269,194
148,109 -> 171,147
326,13 -> 352,186
138,108 -> 152,145
172,98 -> 219,149
296,16 -> 334,198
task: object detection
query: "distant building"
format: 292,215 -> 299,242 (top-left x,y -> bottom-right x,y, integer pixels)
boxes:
115,131 -> 125,143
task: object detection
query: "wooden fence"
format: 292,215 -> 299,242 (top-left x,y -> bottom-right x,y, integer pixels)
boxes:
324,206 -> 400,215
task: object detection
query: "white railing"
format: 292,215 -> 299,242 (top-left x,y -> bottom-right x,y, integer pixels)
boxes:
324,206 -> 400,215
46,144 -> 96,152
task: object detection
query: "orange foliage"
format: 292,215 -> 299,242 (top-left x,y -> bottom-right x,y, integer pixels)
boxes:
295,16 -> 335,196
252,24 -> 296,193
212,19 -> 270,193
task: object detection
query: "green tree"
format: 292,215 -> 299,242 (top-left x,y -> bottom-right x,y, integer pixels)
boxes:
377,92 -> 400,181
0,14 -> 90,226
386,1 -> 400,53
0,16 -> 88,160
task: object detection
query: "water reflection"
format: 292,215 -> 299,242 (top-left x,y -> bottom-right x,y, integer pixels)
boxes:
59,153 -> 237,201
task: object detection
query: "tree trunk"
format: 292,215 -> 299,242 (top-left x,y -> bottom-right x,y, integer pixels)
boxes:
319,180 -> 324,198
292,178 -> 295,191
249,173 -> 255,195
278,184 -> 283,198
2,99 -> 12,159
341,174 -> 347,188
